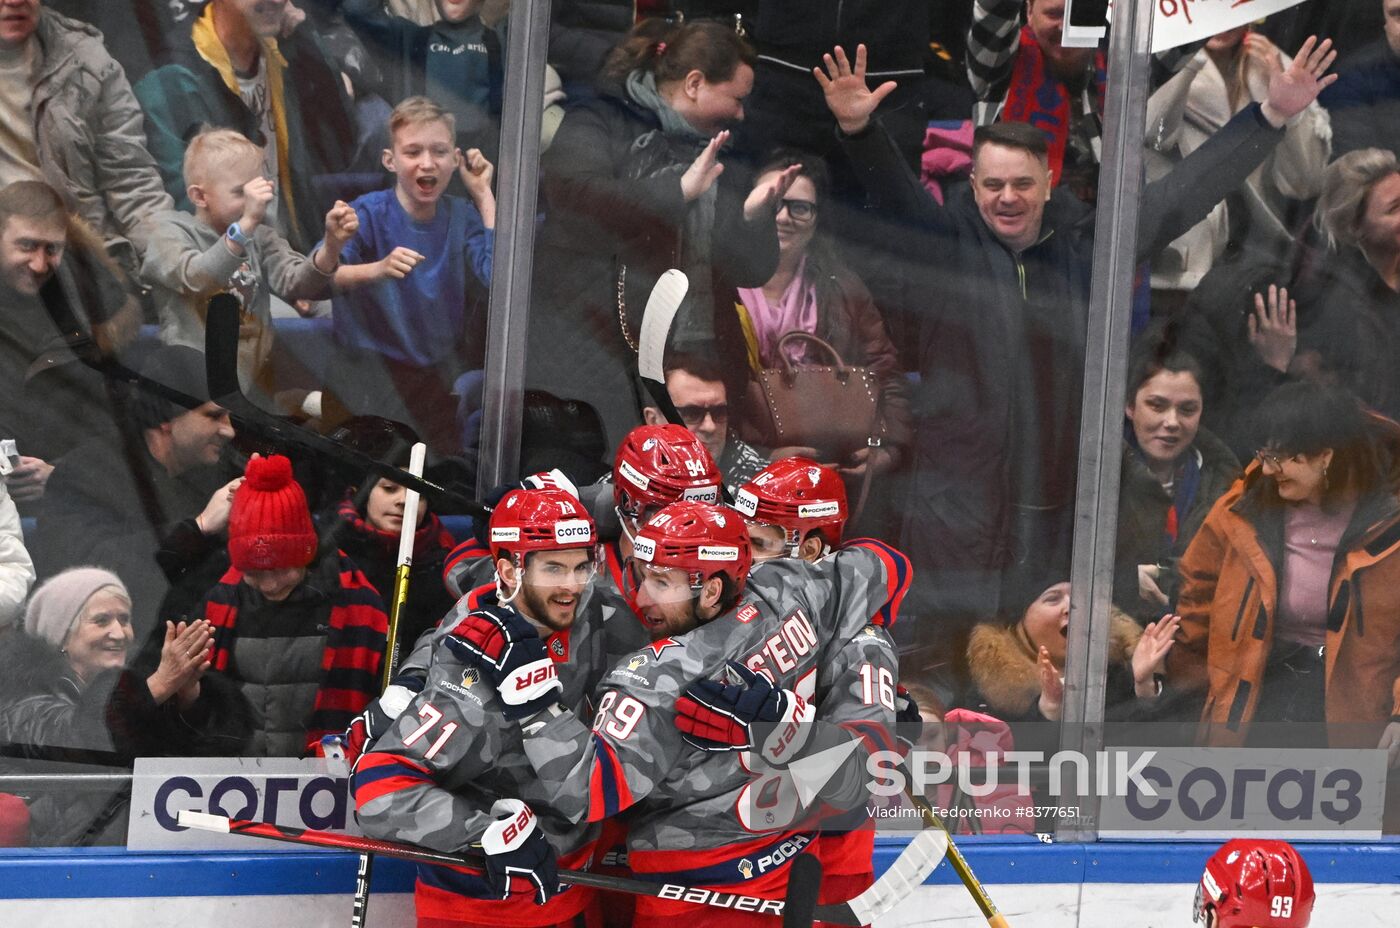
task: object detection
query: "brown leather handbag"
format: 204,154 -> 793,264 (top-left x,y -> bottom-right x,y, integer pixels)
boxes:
744,331 -> 881,462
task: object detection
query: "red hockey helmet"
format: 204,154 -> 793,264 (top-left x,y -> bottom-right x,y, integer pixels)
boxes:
627,501 -> 752,603
488,488 -> 597,563
1194,839 -> 1314,928
612,424 -> 722,522
732,456 -> 847,557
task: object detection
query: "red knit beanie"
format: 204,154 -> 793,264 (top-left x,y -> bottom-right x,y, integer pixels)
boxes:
228,454 -> 317,571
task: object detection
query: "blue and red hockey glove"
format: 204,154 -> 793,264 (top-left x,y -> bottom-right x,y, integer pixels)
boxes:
479,799 -> 564,906
675,660 -> 815,767
445,605 -> 561,720
323,672 -> 426,767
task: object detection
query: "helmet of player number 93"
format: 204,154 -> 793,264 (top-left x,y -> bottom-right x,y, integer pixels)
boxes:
1194,839 -> 1314,928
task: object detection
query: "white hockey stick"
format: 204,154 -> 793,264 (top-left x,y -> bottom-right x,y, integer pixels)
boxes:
635,269 -> 689,425
638,268 -> 689,384
350,441 -> 427,928
178,810 -> 948,926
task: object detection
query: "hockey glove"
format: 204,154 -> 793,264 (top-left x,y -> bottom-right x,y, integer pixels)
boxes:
894,683 -> 923,754
480,799 -> 563,906
676,660 -> 815,767
445,605 -> 562,720
339,673 -> 427,764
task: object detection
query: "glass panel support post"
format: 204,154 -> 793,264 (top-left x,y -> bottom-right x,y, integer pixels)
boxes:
476,0 -> 554,496
1059,0 -> 1155,843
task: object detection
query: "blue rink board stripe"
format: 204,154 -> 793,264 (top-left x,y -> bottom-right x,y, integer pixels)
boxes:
3,840 -> 1400,899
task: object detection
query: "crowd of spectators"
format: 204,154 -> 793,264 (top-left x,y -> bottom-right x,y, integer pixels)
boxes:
1,0 -> 1399,844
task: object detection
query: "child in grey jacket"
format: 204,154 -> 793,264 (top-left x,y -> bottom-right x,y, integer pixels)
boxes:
140,128 -> 359,399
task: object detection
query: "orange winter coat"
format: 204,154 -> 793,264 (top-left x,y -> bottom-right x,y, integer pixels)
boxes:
1171,440 -> 1400,749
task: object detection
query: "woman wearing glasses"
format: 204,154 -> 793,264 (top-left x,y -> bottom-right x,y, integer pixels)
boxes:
1171,381 -> 1400,762
732,151 -> 912,481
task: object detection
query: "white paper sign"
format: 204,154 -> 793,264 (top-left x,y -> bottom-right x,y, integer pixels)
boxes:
127,757 -> 362,851
1061,0 -> 1313,53
1151,0 -> 1311,53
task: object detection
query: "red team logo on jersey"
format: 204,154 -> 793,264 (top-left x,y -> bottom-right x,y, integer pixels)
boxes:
648,638 -> 682,658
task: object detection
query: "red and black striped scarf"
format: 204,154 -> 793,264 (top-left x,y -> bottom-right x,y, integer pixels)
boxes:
1002,26 -> 1107,187
336,499 -> 456,557
202,551 -> 388,755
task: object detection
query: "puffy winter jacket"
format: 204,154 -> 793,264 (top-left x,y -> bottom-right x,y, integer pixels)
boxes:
0,628 -> 252,845
30,11 -> 174,276
1172,417 -> 1400,749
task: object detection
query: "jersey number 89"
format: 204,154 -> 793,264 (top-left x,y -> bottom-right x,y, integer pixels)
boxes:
594,691 -> 645,740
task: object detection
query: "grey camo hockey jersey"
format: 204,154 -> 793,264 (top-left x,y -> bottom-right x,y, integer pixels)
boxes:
351,585 -> 615,909
435,540 -> 649,672
516,539 -> 911,880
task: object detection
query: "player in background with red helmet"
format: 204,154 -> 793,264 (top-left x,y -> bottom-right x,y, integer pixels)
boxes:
352,488 -> 614,928
452,499 -> 912,925
1194,839 -> 1315,928
731,458 -> 911,922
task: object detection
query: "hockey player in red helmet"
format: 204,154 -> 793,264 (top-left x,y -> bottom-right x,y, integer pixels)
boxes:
624,500 -> 752,639
732,456 -> 847,562
451,487 -> 913,927
612,424 -> 723,557
731,457 -> 908,925
487,487 -> 600,632
351,489 -> 614,928
1194,839 -> 1315,928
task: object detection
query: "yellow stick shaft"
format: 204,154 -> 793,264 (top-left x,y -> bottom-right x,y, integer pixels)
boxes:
903,784 -> 1009,925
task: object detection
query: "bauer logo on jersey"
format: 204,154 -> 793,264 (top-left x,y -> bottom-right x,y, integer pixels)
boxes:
733,489 -> 760,517
681,484 -> 720,503
490,527 -> 520,543
797,500 -> 840,519
631,537 -> 656,562
619,460 -> 650,490
553,519 -> 592,544
698,545 -> 739,561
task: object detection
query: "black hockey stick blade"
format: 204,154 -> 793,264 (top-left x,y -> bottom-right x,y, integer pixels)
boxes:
636,269 -> 688,426
783,852 -> 823,928
202,294 -> 486,517
177,811 -> 914,925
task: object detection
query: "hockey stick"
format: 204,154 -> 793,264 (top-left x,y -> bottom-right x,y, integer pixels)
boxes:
901,783 -> 1011,927
200,293 -> 487,517
782,852 -> 823,928
635,269 -> 688,426
349,440 -> 428,928
178,811 -> 948,926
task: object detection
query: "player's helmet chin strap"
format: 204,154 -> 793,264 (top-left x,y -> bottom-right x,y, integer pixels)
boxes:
495,555 -> 524,607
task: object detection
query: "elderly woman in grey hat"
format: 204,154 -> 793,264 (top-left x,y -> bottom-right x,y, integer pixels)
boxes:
0,567 -> 251,845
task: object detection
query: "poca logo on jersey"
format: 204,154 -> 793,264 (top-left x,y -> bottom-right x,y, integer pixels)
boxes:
734,834 -> 811,881
554,519 -> 592,544
699,545 -> 739,562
